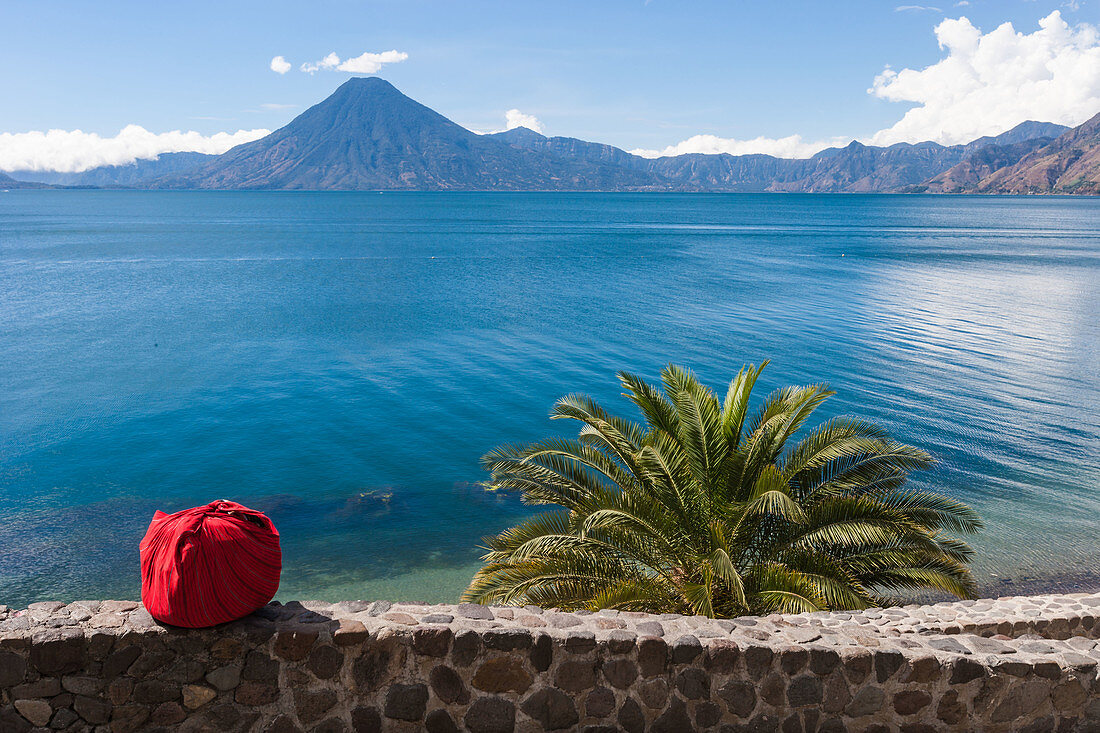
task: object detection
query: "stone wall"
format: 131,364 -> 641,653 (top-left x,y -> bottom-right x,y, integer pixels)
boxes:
1,593 -> 1099,732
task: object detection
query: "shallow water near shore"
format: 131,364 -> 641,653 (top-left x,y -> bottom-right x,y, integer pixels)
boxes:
1,191 -> 1098,608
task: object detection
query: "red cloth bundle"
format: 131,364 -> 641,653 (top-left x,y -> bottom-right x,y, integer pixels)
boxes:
139,500 -> 282,628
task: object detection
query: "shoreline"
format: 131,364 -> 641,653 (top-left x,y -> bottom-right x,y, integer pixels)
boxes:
978,571 -> 1100,599
7,570 -> 1099,613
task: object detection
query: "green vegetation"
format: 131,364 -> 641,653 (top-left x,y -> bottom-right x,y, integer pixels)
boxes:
464,363 -> 981,617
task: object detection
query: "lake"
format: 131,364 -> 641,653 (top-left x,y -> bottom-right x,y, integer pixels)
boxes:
1,191 -> 1098,608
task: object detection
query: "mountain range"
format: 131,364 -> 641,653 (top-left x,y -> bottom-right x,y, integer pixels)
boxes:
0,171 -> 52,189
6,78 -> 1098,194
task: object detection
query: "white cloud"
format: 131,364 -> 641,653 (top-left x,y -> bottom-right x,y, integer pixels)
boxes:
503,109 -> 543,133
301,52 -> 341,74
270,56 -> 291,74
337,50 -> 408,73
868,11 -> 1100,145
896,5 -> 943,12
473,109 -> 546,135
300,50 -> 408,74
629,133 -> 850,159
0,125 -> 270,173
629,10 -> 1100,158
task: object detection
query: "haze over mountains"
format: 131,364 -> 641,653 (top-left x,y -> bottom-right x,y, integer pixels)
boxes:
0,171 -> 50,189
6,78 -> 1099,194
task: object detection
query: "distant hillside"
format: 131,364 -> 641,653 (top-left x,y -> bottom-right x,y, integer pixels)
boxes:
10,152 -> 213,187
0,172 -> 51,189
160,78 -> 662,191
775,141 -> 969,193
642,152 -> 791,192
642,140 -> 991,193
920,138 -> 1058,193
961,120 -> 1069,152
488,128 -> 646,171
971,112 -> 1100,194
488,129 -> 1020,193
4,78 -> 1094,194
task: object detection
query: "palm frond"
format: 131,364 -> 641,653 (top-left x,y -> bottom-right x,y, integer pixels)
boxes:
466,362 -> 981,616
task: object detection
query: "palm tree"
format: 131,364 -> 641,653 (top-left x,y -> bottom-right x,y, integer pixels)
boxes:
463,363 -> 981,617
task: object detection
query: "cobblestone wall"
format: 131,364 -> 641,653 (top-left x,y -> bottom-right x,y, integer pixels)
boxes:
1,593 -> 1099,732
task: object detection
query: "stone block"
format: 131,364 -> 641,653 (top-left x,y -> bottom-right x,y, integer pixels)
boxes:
637,636 -> 668,677
617,697 -> 645,733
0,650 -> 26,687
671,634 -> 703,664
273,628 -> 319,661
822,672 -> 850,713
705,639 -> 740,674
182,684 -> 217,710
719,679 -> 757,718
425,708 -> 460,733
990,678 -> 1050,723
50,706 -> 80,729
936,690 -> 966,726
553,659 -> 597,692
12,678 -> 61,699
133,679 -> 180,704
351,705 -> 382,733
333,619 -> 369,646
235,680 -> 278,706
352,638 -> 405,691
209,637 -> 245,660
14,699 -> 52,727
744,645 -> 775,679
676,667 -> 710,700
780,646 -> 809,675
205,663 -> 242,690
787,675 -> 823,707
809,647 -> 840,675
109,703 -> 150,733
874,649 -> 904,682
521,687 -> 579,730
650,697 -> 692,733
457,603 -> 494,620
29,630 -> 84,675
73,693 -> 111,723
530,633 -> 552,672
383,683 -> 427,721
464,696 -> 515,733
473,656 -> 533,693
761,672 -> 787,706
451,629 -> 481,667
482,628 -> 532,651
899,655 -> 940,683
585,686 -> 617,717
893,690 -> 932,716
430,664 -> 469,704
845,685 -> 885,718
564,631 -> 597,654
949,657 -> 986,684
602,658 -> 638,689
413,626 -> 453,657
606,630 -> 637,654
107,677 -> 133,705
151,701 -> 187,726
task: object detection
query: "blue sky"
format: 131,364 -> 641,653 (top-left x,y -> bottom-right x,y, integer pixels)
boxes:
3,0 -> 1099,171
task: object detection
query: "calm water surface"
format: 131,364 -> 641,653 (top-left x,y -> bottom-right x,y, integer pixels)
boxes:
1,191 -> 1098,608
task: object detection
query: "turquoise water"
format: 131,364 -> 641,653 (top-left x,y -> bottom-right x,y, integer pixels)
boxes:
1,191 -> 1098,608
